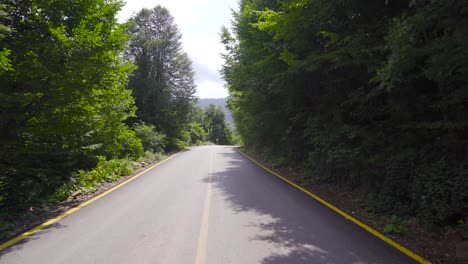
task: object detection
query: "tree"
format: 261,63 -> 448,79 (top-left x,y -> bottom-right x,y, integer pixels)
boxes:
222,0 -> 468,225
0,1 -> 13,74
204,104 -> 232,145
187,122 -> 206,145
126,6 -> 196,149
133,122 -> 167,153
0,0 -> 141,207
188,105 -> 205,125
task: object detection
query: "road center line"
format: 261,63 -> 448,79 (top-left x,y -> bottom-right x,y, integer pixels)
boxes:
195,149 -> 213,264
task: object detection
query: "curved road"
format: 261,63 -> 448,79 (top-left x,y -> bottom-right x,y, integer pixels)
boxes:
0,146 -> 417,263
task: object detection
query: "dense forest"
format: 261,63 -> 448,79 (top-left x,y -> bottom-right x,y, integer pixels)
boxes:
222,0 -> 468,227
0,1 -> 231,216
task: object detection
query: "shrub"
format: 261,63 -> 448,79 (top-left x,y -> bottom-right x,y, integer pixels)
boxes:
171,138 -> 189,150
113,126 -> 143,159
139,151 -> 165,163
383,215 -> 409,236
50,157 -> 133,202
412,159 -> 468,225
457,220 -> 468,239
187,122 -> 206,145
166,129 -> 191,150
133,122 -> 167,153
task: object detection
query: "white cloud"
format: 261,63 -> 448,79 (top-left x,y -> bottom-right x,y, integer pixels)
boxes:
196,80 -> 228,99
118,0 -> 238,98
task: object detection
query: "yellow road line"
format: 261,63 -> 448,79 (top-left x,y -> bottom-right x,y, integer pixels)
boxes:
195,149 -> 213,264
0,153 -> 178,251
236,148 -> 431,264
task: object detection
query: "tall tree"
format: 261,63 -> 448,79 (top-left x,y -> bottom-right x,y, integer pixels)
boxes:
204,104 -> 232,145
126,6 -> 196,148
222,0 -> 468,225
0,0 -> 141,207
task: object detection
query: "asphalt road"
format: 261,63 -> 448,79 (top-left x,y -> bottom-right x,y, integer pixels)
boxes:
0,146 -> 417,264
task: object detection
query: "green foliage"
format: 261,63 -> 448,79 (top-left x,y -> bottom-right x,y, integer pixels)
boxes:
104,124 -> 143,159
230,129 -> 242,146
222,0 -> 468,226
383,215 -> 409,236
139,151 -> 165,163
383,224 -> 407,235
77,158 -> 133,187
203,104 -> 233,145
457,220 -> 468,239
0,2 -> 13,74
187,122 -> 207,145
0,0 -> 139,209
51,185 -> 73,204
0,48 -> 11,74
126,6 -> 196,149
170,129 -> 191,150
0,215 -> 15,240
412,159 -> 468,225
188,105 -> 205,125
269,156 -> 287,169
51,157 -> 133,202
133,122 -> 167,153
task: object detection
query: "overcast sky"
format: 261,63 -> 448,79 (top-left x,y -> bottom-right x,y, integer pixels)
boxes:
118,0 -> 239,99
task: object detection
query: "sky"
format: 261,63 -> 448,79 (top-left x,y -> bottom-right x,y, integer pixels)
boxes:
118,0 -> 239,99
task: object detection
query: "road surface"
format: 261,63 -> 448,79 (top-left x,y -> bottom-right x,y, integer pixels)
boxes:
0,146 -> 417,263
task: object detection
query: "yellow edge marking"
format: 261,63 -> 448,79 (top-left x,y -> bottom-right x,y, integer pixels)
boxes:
0,153 -> 178,251
236,148 -> 431,264
195,149 -> 213,264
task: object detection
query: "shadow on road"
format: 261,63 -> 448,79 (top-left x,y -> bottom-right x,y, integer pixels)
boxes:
202,146 -> 414,264
0,222 -> 67,259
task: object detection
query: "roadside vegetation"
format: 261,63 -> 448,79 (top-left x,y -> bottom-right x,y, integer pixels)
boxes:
222,0 -> 468,259
0,1 -> 232,239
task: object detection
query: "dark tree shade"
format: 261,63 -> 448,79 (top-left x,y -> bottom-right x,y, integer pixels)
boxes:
222,0 -> 468,225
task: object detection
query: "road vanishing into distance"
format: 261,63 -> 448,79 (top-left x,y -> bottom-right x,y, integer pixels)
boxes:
0,146 -> 417,264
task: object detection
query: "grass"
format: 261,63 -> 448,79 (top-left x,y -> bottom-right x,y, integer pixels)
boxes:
50,151 -> 167,203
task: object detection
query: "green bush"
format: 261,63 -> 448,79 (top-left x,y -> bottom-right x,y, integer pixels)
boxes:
457,220 -> 468,239
412,159 -> 468,225
270,156 -> 287,168
172,138 -> 189,150
383,215 -> 409,236
139,151 -> 165,162
50,157 -> 133,202
187,122 -> 206,145
113,126 -> 144,159
166,129 -> 191,150
303,152 -> 321,182
133,122 -> 167,153
383,224 -> 408,235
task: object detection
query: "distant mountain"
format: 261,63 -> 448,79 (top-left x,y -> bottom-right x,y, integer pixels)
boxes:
197,98 -> 234,129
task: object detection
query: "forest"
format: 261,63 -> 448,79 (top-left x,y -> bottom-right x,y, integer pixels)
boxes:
222,0 -> 468,228
0,1 -> 232,220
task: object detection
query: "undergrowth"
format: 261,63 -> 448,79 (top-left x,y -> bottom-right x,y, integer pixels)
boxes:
0,151 -> 166,242
50,152 -> 165,203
